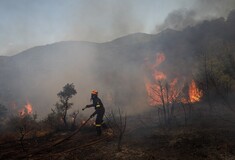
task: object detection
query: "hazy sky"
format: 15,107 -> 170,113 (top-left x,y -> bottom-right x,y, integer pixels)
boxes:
0,0 -> 234,56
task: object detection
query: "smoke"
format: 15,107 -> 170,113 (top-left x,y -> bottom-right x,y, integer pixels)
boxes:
156,9 -> 197,31
64,0 -> 145,42
155,0 -> 235,32
1,39 -> 149,118
4,42 -> 99,117
193,0 -> 235,18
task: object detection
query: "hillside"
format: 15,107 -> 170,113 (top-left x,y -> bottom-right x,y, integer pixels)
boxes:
0,10 -> 235,116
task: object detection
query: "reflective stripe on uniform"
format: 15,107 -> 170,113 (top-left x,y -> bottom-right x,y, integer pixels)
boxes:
96,105 -> 101,107
96,124 -> 101,127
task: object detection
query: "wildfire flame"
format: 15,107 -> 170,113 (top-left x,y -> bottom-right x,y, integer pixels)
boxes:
144,52 -> 202,106
19,101 -> 33,116
153,71 -> 166,80
25,102 -> 33,114
189,80 -> 203,103
145,52 -> 178,106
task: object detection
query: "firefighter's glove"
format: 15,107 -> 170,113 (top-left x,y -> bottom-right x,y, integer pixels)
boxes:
82,106 -> 88,111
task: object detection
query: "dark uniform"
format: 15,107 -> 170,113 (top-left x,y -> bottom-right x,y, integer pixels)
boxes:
86,91 -> 105,136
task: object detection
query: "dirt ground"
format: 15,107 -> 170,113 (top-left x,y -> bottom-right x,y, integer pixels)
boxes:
83,127 -> 235,160
1,116 -> 235,160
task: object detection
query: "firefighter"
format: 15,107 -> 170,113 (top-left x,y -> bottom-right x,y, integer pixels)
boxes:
83,90 -> 105,136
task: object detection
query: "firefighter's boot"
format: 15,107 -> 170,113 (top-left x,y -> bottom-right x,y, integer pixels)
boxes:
96,126 -> 102,136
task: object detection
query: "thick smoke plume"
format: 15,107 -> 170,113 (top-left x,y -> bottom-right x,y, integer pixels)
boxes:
155,0 -> 235,32
156,9 -> 197,31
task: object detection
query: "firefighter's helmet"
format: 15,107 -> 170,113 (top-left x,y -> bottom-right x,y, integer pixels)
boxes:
90,90 -> 98,101
91,90 -> 98,95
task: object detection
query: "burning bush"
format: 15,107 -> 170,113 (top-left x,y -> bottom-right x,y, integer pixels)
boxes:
144,52 -> 203,126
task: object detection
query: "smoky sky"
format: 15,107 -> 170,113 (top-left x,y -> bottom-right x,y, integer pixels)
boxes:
0,0 -> 235,56
156,0 -> 235,31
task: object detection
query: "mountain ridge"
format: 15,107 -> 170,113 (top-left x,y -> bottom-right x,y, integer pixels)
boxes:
0,10 -> 235,116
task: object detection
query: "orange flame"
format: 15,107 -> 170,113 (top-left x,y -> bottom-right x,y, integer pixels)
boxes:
144,52 -> 202,106
144,52 -> 180,106
19,101 -> 33,116
25,102 -> 33,114
145,79 -> 159,105
153,71 -> 166,81
189,80 -> 203,103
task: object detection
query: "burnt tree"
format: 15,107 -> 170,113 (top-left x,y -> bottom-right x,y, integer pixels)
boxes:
110,106 -> 127,152
149,80 -> 183,126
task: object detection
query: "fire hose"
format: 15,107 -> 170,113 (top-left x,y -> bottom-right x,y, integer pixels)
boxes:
52,111 -> 94,147
14,109 -> 113,159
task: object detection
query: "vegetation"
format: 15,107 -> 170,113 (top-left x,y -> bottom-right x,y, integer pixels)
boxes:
192,42 -> 235,127
55,83 -> 77,128
110,106 -> 127,151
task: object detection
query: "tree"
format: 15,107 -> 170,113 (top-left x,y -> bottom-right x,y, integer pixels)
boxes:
195,42 -> 235,123
55,83 -> 77,127
148,80 -> 183,126
196,42 -> 235,97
